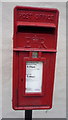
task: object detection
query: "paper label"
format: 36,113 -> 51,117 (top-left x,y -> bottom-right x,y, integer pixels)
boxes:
25,61 -> 43,93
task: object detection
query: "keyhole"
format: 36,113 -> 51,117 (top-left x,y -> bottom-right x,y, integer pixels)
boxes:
21,78 -> 23,81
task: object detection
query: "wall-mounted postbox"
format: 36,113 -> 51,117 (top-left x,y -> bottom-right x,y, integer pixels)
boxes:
12,6 -> 59,110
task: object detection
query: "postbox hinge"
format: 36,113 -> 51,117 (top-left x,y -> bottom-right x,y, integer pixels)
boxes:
16,88 -> 18,98
16,88 -> 18,97
16,88 -> 18,106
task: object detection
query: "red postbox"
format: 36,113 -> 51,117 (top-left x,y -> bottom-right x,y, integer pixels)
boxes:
12,6 -> 59,110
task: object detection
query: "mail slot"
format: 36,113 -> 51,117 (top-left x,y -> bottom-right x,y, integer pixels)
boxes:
12,6 -> 59,110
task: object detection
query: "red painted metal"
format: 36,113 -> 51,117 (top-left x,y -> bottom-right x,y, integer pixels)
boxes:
12,6 -> 59,110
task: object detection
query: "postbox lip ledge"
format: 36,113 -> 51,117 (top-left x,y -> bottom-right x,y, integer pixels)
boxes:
14,6 -> 59,14
12,105 -> 52,110
13,48 -> 57,53
17,21 -> 56,28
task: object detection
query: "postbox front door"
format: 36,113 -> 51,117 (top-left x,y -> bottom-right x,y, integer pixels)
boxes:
13,6 -> 59,110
